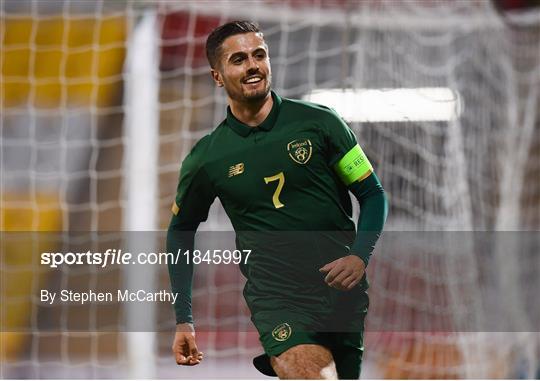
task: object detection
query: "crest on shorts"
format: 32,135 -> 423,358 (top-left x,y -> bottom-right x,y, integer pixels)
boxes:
272,323 -> 292,342
287,139 -> 312,165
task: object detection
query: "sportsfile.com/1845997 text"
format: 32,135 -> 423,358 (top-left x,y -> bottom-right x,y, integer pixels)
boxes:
40,249 -> 251,268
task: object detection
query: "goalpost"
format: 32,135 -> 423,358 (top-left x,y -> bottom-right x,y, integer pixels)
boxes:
123,8 -> 160,379
1,0 -> 539,378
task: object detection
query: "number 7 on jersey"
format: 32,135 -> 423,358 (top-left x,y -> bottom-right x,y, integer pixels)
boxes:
264,172 -> 285,209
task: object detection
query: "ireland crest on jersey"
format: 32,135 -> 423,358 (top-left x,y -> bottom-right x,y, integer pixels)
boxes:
287,139 -> 312,164
272,323 -> 292,341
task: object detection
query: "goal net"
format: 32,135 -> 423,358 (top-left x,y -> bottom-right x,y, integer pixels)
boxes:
1,0 -> 539,378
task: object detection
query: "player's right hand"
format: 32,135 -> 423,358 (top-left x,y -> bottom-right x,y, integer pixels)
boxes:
172,322 -> 204,366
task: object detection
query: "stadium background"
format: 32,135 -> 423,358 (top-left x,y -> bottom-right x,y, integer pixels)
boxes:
1,0 -> 539,379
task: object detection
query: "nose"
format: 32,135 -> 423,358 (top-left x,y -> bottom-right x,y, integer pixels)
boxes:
246,56 -> 259,73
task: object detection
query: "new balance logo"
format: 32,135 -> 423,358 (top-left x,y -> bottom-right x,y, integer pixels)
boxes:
228,163 -> 244,177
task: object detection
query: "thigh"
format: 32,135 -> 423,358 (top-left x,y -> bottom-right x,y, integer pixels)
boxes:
270,343 -> 338,379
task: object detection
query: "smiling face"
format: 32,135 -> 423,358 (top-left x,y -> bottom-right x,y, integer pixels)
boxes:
211,32 -> 272,103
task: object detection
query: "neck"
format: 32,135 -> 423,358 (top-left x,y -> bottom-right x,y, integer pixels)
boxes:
228,92 -> 273,127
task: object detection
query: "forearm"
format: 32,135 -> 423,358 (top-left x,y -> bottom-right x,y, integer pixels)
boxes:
349,172 -> 388,266
167,217 -> 198,325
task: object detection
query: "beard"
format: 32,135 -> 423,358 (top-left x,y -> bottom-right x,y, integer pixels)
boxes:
224,73 -> 272,103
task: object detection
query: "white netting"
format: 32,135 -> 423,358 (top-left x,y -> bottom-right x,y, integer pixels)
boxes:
1,0 -> 539,378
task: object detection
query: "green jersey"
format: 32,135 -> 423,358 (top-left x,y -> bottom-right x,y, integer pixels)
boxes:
173,91 -> 370,229
170,91 -> 375,319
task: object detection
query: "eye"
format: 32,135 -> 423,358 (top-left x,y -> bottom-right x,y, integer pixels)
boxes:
255,52 -> 266,59
232,57 -> 244,64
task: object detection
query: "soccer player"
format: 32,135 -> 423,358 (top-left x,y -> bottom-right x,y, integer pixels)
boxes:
167,21 -> 387,379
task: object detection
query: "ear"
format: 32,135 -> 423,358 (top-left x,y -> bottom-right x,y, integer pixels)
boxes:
211,69 -> 224,87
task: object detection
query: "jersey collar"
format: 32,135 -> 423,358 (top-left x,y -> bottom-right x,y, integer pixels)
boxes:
226,91 -> 282,137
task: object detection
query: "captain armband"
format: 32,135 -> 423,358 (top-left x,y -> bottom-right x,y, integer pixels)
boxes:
333,144 -> 373,186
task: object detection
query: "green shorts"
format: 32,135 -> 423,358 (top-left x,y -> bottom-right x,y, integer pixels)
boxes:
251,292 -> 368,379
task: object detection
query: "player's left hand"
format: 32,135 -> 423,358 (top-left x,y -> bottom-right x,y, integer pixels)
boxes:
319,255 -> 365,291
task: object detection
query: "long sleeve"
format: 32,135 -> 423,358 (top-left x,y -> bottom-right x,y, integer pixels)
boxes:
167,222 -> 197,324
167,139 -> 215,325
320,107 -> 388,265
348,172 -> 388,266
